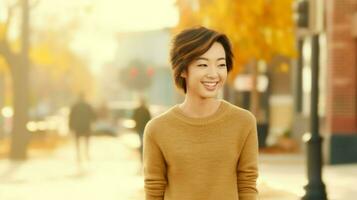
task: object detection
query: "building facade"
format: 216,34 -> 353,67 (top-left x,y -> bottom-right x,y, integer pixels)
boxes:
325,0 -> 357,164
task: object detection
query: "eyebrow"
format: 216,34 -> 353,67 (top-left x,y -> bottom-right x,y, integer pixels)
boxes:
196,57 -> 226,61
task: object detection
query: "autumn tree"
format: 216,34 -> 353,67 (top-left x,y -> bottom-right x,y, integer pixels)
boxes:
0,0 -> 94,160
0,0 -> 31,160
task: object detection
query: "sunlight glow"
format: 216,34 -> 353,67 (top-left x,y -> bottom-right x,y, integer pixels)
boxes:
30,0 -> 179,73
1,107 -> 13,118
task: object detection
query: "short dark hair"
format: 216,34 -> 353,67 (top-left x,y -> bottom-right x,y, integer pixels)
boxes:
170,26 -> 234,93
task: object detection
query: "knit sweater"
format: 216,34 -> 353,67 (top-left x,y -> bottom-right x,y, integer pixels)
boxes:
143,100 -> 259,200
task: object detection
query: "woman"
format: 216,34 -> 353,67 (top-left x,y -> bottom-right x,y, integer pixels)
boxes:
143,26 -> 259,200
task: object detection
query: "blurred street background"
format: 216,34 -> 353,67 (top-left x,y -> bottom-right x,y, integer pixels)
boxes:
1,0 -> 357,199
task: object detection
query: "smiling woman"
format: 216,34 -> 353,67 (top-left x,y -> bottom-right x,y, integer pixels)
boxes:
143,26 -> 259,200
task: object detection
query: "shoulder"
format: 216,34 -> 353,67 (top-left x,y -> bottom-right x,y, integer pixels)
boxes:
144,106 -> 176,135
223,100 -> 256,127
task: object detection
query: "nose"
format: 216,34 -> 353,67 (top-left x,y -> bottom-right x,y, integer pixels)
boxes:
206,65 -> 219,78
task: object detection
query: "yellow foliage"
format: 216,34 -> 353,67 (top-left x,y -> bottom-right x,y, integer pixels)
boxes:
30,31 -> 79,80
0,56 -> 9,74
10,39 -> 21,54
30,43 -> 55,65
0,13 -> 94,105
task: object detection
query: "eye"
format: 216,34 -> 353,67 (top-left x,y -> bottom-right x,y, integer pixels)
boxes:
218,64 -> 227,68
197,64 -> 208,67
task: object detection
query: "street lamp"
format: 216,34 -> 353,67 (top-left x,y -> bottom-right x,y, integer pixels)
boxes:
302,33 -> 327,200
294,0 -> 327,199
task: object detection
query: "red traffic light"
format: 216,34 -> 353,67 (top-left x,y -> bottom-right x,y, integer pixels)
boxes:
146,67 -> 154,77
130,67 -> 138,78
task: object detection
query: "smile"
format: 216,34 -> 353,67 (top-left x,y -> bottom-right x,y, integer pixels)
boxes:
202,82 -> 218,86
201,81 -> 219,90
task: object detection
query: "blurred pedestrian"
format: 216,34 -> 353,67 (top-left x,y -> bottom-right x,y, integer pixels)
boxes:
143,26 -> 259,200
69,93 -> 96,164
133,96 -> 151,162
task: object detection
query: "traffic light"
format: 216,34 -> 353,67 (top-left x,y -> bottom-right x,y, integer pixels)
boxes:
119,65 -> 153,91
130,67 -> 138,78
146,67 -> 154,77
294,0 -> 309,29
293,0 -> 324,33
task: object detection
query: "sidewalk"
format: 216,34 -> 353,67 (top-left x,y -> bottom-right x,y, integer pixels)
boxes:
0,134 -> 356,200
0,134 -> 144,200
258,153 -> 357,200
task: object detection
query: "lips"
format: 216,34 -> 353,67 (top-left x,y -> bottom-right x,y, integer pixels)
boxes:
201,81 -> 219,90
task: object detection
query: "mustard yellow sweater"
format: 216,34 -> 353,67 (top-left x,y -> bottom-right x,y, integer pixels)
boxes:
143,100 -> 259,200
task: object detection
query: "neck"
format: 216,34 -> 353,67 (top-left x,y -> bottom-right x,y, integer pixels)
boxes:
179,96 -> 221,118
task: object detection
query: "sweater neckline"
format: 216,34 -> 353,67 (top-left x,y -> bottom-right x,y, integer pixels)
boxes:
171,99 -> 229,125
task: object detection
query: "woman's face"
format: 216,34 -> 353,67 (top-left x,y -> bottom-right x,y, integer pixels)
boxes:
182,42 -> 228,99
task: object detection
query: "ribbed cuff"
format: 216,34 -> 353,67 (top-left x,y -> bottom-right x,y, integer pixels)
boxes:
238,193 -> 258,200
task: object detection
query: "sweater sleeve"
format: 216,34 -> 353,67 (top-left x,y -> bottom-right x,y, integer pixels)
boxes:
143,122 -> 167,200
237,121 -> 259,200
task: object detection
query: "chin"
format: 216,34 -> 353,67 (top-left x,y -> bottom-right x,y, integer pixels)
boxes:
199,91 -> 219,99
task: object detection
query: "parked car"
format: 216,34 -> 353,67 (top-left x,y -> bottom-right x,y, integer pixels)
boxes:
91,119 -> 118,137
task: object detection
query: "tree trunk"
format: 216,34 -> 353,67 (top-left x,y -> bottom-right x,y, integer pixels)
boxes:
10,61 -> 30,160
9,0 -> 30,160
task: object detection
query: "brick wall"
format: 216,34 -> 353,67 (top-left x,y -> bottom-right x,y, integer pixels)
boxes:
326,0 -> 357,135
